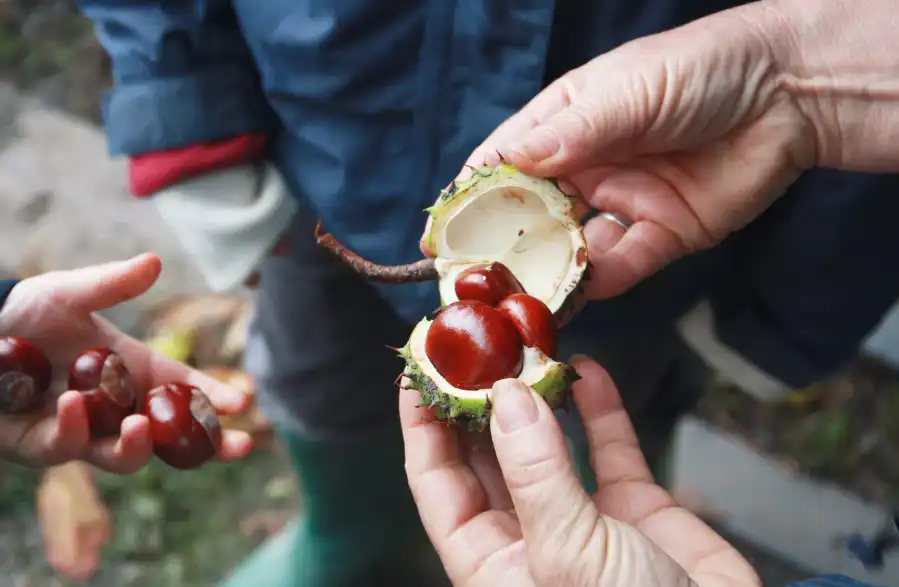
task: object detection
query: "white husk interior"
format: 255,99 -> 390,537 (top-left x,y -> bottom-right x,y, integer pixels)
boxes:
409,319 -> 556,397
432,180 -> 582,311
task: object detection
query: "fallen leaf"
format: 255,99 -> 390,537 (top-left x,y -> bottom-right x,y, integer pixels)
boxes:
37,462 -> 111,582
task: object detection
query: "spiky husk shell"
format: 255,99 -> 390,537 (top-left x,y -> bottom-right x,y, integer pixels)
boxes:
398,339 -> 580,433
403,162 -> 588,427
423,162 -> 589,325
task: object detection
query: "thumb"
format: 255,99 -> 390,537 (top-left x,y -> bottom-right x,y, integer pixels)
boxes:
489,378 -> 600,578
497,69 -> 652,178
49,253 -> 163,313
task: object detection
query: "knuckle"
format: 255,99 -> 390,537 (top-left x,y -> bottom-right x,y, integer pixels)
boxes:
503,447 -> 570,493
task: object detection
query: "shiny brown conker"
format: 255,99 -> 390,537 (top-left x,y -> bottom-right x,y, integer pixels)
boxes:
143,382 -> 222,470
67,348 -> 136,438
0,336 -> 52,414
496,293 -> 558,359
425,300 -> 524,390
453,262 -> 525,307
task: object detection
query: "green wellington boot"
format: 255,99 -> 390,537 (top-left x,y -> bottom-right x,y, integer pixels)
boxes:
218,423 -> 448,587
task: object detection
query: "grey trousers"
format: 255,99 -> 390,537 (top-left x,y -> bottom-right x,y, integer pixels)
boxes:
244,210 -> 709,470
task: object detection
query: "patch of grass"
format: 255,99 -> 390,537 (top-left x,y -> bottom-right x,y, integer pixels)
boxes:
0,8 -> 97,85
696,359 -> 899,506
0,442 -> 299,587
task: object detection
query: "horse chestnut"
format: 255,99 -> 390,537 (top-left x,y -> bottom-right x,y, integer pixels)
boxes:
496,293 -> 558,359
67,348 -> 136,437
454,262 -> 525,306
0,336 -> 52,414
425,300 -> 524,390
144,382 -> 222,470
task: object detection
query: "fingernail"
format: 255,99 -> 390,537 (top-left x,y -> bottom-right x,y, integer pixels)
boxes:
491,379 -> 539,433
568,354 -> 591,364
511,127 -> 561,161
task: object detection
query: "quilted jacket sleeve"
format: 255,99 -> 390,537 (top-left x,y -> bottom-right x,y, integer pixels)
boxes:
77,0 -> 276,156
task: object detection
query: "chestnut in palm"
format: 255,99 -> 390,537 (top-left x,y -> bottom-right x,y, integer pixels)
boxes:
68,348 -> 137,438
144,382 -> 222,470
0,336 -> 52,414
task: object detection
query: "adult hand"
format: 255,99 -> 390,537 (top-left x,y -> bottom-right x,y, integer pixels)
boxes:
0,253 -> 253,471
400,356 -> 759,587
427,2 -> 819,300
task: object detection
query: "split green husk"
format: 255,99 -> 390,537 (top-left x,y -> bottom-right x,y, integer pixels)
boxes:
315,162 -> 590,430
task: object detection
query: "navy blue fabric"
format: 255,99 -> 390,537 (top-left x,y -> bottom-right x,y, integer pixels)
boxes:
791,575 -> 882,587
0,280 -> 17,311
77,0 -> 899,388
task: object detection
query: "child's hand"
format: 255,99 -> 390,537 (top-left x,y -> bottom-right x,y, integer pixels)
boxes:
0,254 -> 253,471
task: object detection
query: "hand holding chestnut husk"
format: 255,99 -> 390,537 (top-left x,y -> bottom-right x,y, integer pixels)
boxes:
399,356 -> 760,587
315,163 -> 587,430
0,254 -> 251,471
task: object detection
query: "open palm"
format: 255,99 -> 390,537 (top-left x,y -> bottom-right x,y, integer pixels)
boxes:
0,254 -> 253,471
399,357 -> 759,587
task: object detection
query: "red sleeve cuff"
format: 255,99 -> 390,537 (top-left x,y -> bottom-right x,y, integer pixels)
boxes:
129,132 -> 268,197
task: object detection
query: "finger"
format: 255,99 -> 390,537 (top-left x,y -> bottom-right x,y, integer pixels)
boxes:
569,357 -> 755,578
419,79 -> 582,256
216,429 -> 254,461
489,379 -> 599,578
399,381 -> 477,538
579,169 -> 706,299
583,208 -> 628,256
11,392 -> 90,466
83,414 -> 152,474
459,430 -> 513,511
497,59 -> 659,177
568,357 -> 657,494
51,253 -> 163,313
105,329 -> 249,414
462,73 -> 579,172
37,391 -> 91,463
585,220 -> 687,298
168,358 -> 250,414
399,379 -> 522,585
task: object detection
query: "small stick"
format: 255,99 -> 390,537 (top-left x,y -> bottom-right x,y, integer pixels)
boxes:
314,221 -> 438,284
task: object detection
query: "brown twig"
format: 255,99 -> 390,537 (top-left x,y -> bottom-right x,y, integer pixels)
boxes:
314,220 -> 438,283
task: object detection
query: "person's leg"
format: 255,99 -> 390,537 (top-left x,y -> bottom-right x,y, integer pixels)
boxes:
556,327 -> 712,491
219,211 -> 450,587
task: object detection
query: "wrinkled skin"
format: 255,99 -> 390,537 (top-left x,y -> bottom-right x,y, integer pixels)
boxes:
400,356 -> 760,587
438,4 -> 813,302
423,1 -> 899,301
0,254 -> 253,472
404,0 -> 899,584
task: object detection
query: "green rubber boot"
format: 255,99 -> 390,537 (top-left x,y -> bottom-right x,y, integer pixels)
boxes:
218,423 -> 445,587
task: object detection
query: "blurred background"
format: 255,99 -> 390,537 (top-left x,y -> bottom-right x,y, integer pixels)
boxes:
0,1 -> 898,586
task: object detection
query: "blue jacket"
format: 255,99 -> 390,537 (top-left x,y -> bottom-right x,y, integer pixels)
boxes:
75,0 -> 899,389
0,281 -> 885,587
